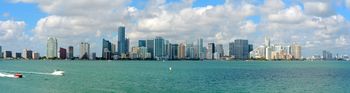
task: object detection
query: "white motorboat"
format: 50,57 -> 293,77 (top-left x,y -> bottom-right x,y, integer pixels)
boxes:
51,70 -> 64,76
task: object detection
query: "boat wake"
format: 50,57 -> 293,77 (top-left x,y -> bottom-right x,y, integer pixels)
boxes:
0,69 -> 64,78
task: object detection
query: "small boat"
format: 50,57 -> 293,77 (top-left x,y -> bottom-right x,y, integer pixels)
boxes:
14,73 -> 23,78
51,69 -> 64,76
169,67 -> 172,71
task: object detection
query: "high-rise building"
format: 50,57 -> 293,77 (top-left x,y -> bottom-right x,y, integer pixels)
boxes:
0,46 -> 2,58
92,52 -> 97,60
80,42 -> 90,59
59,48 -> 67,59
197,38 -> 204,60
266,47 -> 272,60
229,42 -> 234,57
16,53 -> 22,59
215,44 -> 224,58
322,50 -> 333,60
138,40 -> 146,47
170,44 -> 179,60
33,52 -> 40,60
111,43 -> 116,55
4,51 -> 12,59
265,37 -> 270,47
178,43 -> 186,59
291,43 -> 301,59
230,39 -> 250,60
102,39 -> 112,60
186,43 -> 195,59
139,47 -> 150,59
146,39 -> 154,59
118,26 -> 128,55
23,49 -> 33,59
68,46 -> 74,59
207,43 -> 215,60
154,37 -> 165,59
47,37 -> 58,59
126,38 -> 130,54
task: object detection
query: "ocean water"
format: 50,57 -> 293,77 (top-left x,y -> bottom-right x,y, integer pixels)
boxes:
1,60 -> 350,93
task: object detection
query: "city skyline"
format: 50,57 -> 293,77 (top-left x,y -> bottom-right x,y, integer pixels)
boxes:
0,0 -> 350,57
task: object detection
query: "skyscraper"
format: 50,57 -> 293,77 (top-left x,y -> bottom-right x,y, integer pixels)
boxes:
215,44 -> 224,58
265,37 -> 270,47
4,51 -> 12,59
229,42 -> 234,57
266,47 -> 272,60
47,37 -> 58,59
33,52 -> 40,60
23,49 -> 33,59
68,46 -> 74,59
322,50 -> 333,60
170,44 -> 179,60
154,37 -> 165,59
186,43 -> 195,59
197,38 -> 204,60
16,53 -> 22,59
59,48 -> 67,59
146,39 -> 154,59
178,43 -> 186,59
230,39 -> 250,60
102,39 -> 112,60
291,43 -> 302,59
118,26 -> 127,55
207,43 -> 215,60
0,46 -> 2,58
80,42 -> 90,59
138,40 -> 146,47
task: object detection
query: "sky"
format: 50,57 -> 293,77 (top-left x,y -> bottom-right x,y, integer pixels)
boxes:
0,0 -> 350,57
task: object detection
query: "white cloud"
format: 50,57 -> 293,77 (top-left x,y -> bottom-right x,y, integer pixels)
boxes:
0,20 -> 27,41
304,1 -> 334,17
336,36 -> 349,47
268,6 -> 305,23
240,21 -> 257,34
347,0 -> 350,9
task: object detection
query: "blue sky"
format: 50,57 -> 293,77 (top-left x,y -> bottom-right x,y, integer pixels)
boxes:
0,0 -> 350,57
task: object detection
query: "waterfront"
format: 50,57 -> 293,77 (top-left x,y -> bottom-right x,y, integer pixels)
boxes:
1,60 -> 350,93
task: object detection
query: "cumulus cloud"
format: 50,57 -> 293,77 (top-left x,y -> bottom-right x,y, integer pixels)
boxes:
0,20 -> 27,41
347,0 -> 350,9
304,1 -> 334,17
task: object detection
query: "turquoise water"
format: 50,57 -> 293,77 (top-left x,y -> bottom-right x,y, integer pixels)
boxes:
1,60 -> 350,93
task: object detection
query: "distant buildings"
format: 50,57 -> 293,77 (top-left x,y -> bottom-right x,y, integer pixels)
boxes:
228,39 -> 251,60
80,42 -> 90,60
47,37 -> 58,59
250,37 -> 302,60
